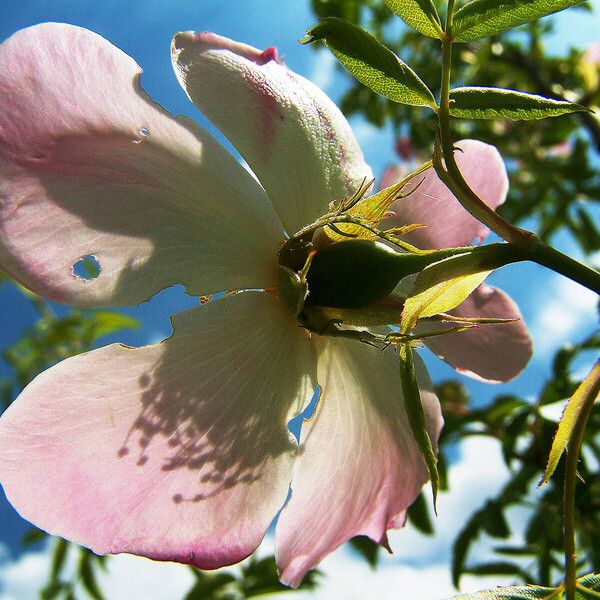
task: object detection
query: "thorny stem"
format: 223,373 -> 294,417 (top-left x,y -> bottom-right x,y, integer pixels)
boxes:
563,361 -> 600,600
435,2 -> 600,295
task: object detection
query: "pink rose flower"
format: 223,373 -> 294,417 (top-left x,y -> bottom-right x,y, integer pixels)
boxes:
0,24 -> 529,586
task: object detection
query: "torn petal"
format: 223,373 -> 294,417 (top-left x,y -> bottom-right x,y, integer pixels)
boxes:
276,338 -> 442,587
0,24 -> 283,307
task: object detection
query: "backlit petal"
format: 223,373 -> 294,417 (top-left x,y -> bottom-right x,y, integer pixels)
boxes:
0,24 -> 283,307
0,292 -> 315,568
382,140 -> 508,249
423,284 -> 532,382
276,338 -> 442,587
171,31 -> 372,235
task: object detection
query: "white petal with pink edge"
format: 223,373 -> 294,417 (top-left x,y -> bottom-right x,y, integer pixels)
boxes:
0,292 -> 316,569
423,284 -> 533,382
382,140 -> 508,249
275,338 -> 443,587
171,31 -> 373,235
0,24 -> 283,307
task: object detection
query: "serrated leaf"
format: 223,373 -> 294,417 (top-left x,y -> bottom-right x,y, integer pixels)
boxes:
449,87 -> 589,120
399,344 -> 439,511
541,360 -> 600,486
384,0 -> 443,38
453,0 -> 586,42
401,252 -> 493,333
450,583 -> 559,599
304,17 -> 437,108
577,573 -> 600,596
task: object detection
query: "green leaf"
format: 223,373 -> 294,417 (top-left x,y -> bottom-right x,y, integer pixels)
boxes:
399,343 -> 439,511
453,0 -> 586,42
401,252 -> 493,333
406,491 -> 434,534
304,17 -> 437,108
577,573 -> 600,597
78,551 -> 105,600
384,0 -> 443,38
50,538 -> 69,582
449,87 -> 590,120
89,311 -> 140,339
348,536 -> 381,568
541,360 -> 600,486
450,583 -> 559,598
21,527 -> 47,547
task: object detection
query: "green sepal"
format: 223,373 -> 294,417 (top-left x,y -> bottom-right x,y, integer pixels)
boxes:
401,255 -> 491,333
449,87 -> 590,120
277,266 -> 308,316
384,0 -> 443,39
303,17 -> 437,108
453,0 -> 586,43
399,343 -> 439,513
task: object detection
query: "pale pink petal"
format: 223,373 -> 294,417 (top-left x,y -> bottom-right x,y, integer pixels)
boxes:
275,338 -> 443,587
0,24 -> 283,307
423,284 -> 532,382
0,292 -> 316,568
171,31 -> 373,235
382,140 -> 508,249
583,41 -> 600,65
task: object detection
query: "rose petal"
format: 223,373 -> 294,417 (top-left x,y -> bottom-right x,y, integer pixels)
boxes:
171,31 -> 373,235
275,338 -> 442,587
382,140 -> 508,249
0,24 -> 283,307
0,292 -> 316,568
423,284 -> 532,382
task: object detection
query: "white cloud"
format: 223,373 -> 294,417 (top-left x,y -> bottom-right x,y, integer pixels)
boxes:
0,546 -> 50,600
531,274 -> 598,357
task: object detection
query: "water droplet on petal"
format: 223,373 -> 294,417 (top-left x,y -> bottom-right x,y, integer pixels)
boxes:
140,127 -> 149,136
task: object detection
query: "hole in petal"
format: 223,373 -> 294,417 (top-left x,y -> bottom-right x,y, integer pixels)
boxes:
140,127 -> 149,136
71,255 -> 101,281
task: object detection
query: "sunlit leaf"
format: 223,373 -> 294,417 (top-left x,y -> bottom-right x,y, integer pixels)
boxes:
449,87 -> 590,120
453,0 -> 586,42
304,17 -> 437,107
450,583 -> 559,598
384,0 -> 443,38
401,253 -> 492,333
541,361 -> 600,486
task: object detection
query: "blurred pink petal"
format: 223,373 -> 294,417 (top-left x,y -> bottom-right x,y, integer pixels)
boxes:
0,24 -> 283,307
171,31 -> 372,235
422,284 -> 532,382
0,293 -> 316,568
382,140 -> 508,249
583,40 -> 600,65
276,338 -> 442,587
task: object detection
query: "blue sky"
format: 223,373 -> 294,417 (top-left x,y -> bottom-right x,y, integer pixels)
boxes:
0,1 -> 599,598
